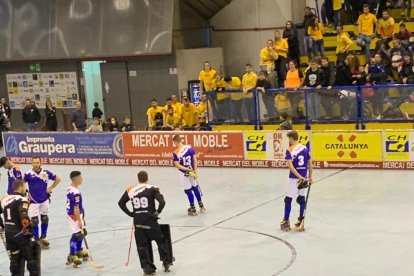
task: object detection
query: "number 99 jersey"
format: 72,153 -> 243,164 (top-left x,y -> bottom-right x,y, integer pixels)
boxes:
285,143 -> 311,179
125,184 -> 161,224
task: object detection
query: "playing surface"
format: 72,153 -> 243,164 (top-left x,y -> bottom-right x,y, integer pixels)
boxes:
1,166 -> 413,276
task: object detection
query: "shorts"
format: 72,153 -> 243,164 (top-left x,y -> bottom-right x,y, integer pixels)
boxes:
286,178 -> 307,198
179,173 -> 197,190
28,201 -> 49,217
67,215 -> 85,234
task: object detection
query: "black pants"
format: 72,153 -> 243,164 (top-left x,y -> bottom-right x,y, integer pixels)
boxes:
6,231 -> 39,276
275,57 -> 287,87
46,118 -> 57,131
135,220 -> 170,274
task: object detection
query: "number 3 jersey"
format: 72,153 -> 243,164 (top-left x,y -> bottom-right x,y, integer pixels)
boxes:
285,143 -> 311,179
173,145 -> 196,173
66,186 -> 84,217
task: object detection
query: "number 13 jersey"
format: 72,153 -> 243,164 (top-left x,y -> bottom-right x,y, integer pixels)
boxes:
173,145 -> 195,173
285,143 -> 311,179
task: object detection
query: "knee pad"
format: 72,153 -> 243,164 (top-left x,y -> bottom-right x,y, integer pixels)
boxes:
284,197 -> 292,204
296,196 -> 305,205
31,217 -> 39,227
40,215 -> 49,224
10,250 -> 21,274
74,232 -> 84,241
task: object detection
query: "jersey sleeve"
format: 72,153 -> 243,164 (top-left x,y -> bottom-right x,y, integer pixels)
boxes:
73,193 -> 81,207
172,152 -> 179,162
14,168 -> 22,179
23,172 -> 29,182
46,170 -> 57,181
285,149 -> 292,160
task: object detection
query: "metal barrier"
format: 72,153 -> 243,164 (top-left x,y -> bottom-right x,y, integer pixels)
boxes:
205,84 -> 414,129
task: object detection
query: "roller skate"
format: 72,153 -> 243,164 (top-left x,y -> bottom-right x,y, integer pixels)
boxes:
143,271 -> 156,276
39,237 -> 50,249
198,201 -> 206,213
294,216 -> 305,232
66,254 -> 82,268
76,248 -> 89,261
280,219 -> 291,232
188,205 -> 197,216
163,259 -> 174,272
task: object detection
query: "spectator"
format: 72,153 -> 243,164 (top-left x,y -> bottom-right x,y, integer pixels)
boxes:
336,25 -> 354,64
0,104 -> 10,131
303,58 -> 326,120
256,71 -> 276,120
22,99 -> 41,132
352,65 -> 368,85
1,97 -> 11,119
259,39 -> 278,73
242,64 -> 258,122
320,56 -> 336,118
71,101 -> 87,131
121,116 -> 135,132
284,60 -> 304,119
224,76 -> 243,122
274,30 -> 289,87
368,54 -> 387,117
92,102 -> 103,119
86,117 -> 103,133
279,112 -> 293,130
357,4 -> 378,63
398,53 -> 414,84
344,0 -> 359,24
378,10 -> 395,50
389,38 -> 406,62
333,0 -> 342,28
283,21 -> 300,66
108,116 -> 120,132
321,56 -> 335,90
170,94 -> 182,115
163,106 -> 180,130
212,73 -> 229,122
394,23 -> 412,52
180,97 -> 199,130
162,97 -> 173,118
199,61 -> 217,120
45,99 -> 57,131
401,0 -> 412,18
308,17 -> 325,57
303,6 -> 316,59
335,54 -> 355,86
321,0 -> 334,26
146,98 -> 163,130
197,94 -> 207,128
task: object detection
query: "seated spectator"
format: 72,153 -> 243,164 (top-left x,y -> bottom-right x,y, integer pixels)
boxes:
242,64 -> 258,122
260,39 -> 278,73
399,53 -> 414,84
352,65 -> 368,85
377,10 -> 395,50
308,17 -> 325,57
171,94 -> 182,114
197,94 -> 208,129
146,98 -> 164,130
212,73 -> 229,122
163,106 -> 180,130
121,116 -> 135,132
162,97 -> 173,118
92,102 -> 103,119
108,116 -> 120,132
86,117 -> 103,132
256,71 -> 277,120
180,97 -> 199,130
224,76 -> 243,122
394,23 -> 412,52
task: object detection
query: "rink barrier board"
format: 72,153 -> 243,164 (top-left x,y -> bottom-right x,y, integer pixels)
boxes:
2,131 -> 414,170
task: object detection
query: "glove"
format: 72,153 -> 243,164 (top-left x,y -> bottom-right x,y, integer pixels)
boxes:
185,170 -> 197,179
81,228 -> 88,237
151,211 -> 160,220
297,179 -> 309,190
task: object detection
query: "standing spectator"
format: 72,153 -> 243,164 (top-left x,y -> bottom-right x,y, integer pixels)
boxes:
399,53 -> 414,84
279,112 -> 293,130
180,97 -> 199,130
274,30 -> 289,87
336,54 -> 358,86
108,116 -> 120,132
45,99 -> 57,131
86,117 -> 103,132
283,21 -> 300,66
284,60 -> 304,119
242,64 -> 258,122
198,61 -> 217,120
395,23 -> 412,52
308,17 -> 325,57
259,39 -> 278,73
92,102 -> 103,119
121,116 -> 135,132
146,99 -> 163,130
320,56 -> 336,118
71,101 -> 87,131
224,76 -> 243,122
256,71 -> 276,120
401,0 -> 412,18
212,73 -> 230,122
303,59 -> 326,120
345,0 -> 359,24
303,6 -> 316,59
163,106 -> 180,130
197,94 -> 208,129
368,54 -> 387,117
22,99 -> 41,131
336,25 -> 354,64
357,4 -> 378,63
378,10 -> 395,49
333,0 -> 342,28
162,97 -> 173,118
1,97 -> 11,119
170,94 -> 182,115
321,0 -> 334,26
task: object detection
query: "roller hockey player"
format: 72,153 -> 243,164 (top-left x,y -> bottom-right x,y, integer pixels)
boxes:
0,179 -> 40,276
172,135 -> 206,216
281,130 -> 313,232
118,171 -> 173,276
24,156 -> 61,249
66,171 -> 89,268
0,157 -> 23,195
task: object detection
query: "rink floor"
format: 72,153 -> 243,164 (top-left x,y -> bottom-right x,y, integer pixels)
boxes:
0,165 -> 413,276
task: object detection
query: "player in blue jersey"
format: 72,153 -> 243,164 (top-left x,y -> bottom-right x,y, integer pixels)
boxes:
0,157 -> 23,195
24,157 -> 61,248
281,130 -> 313,232
66,171 -> 89,268
172,135 -> 205,216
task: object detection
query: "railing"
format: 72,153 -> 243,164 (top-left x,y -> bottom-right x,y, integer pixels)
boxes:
205,84 -> 414,130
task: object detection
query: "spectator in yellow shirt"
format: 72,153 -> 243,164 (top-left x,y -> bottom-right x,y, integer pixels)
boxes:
180,97 -> 199,130
274,30 -> 289,87
224,76 -> 243,122
171,94 -> 182,115
308,17 -> 325,57
336,25 -> 353,63
163,106 -> 180,130
199,61 -> 217,121
162,96 -> 173,118
197,94 -> 208,128
146,98 -> 164,130
377,10 -> 394,50
357,4 -> 378,63
242,64 -> 258,122
260,39 -> 278,73
212,73 -> 230,122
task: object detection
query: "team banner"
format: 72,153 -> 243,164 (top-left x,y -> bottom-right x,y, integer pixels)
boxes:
2,132 -> 124,165
312,131 -> 382,162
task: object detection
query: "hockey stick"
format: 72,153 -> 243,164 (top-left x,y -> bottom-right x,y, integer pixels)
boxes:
124,225 -> 134,267
0,229 -> 10,259
296,183 -> 312,231
83,236 -> 104,269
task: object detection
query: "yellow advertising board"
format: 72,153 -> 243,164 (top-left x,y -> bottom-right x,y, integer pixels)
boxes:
383,131 -> 410,161
312,131 -> 382,161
